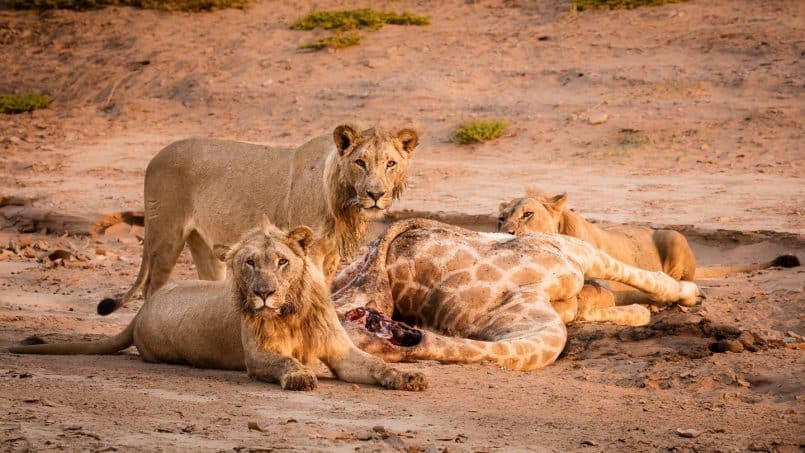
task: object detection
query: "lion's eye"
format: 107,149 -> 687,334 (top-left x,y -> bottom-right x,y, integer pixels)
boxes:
245,259 -> 256,268
278,258 -> 289,267
386,160 -> 396,169
355,159 -> 366,169
522,212 -> 533,219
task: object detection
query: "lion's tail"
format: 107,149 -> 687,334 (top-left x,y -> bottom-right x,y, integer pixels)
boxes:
694,254 -> 799,279
9,320 -> 135,355
97,242 -> 150,316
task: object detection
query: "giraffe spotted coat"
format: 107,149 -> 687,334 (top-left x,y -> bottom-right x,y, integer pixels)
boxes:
333,219 -> 701,371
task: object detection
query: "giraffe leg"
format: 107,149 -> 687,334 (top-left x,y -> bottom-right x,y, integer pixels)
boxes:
342,291 -> 568,371
574,282 -> 651,326
564,240 -> 701,306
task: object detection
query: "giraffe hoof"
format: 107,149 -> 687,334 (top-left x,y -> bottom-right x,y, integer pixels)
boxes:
678,281 -> 702,306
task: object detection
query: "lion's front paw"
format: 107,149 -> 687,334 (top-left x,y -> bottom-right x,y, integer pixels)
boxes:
678,281 -> 702,307
280,369 -> 318,391
382,370 -> 427,391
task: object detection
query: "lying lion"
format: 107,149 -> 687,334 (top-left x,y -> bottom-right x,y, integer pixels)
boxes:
498,189 -> 799,281
10,218 -> 427,392
98,123 -> 419,316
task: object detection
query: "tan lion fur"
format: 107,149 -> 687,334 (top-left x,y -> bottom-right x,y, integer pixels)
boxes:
498,189 -> 798,281
11,218 -> 427,392
98,124 -> 419,315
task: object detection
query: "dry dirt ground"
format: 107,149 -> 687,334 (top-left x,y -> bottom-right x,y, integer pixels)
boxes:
0,0 -> 803,451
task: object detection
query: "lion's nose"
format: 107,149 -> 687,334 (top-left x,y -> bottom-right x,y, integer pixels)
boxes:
366,190 -> 385,202
253,285 -> 275,301
507,230 -> 515,235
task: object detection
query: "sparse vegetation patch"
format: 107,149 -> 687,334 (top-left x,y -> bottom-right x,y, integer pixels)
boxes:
292,8 -> 429,51
571,0 -> 687,10
616,128 -> 650,148
0,94 -> 52,114
299,32 -> 362,51
291,9 -> 430,31
455,119 -> 508,145
7,0 -> 247,11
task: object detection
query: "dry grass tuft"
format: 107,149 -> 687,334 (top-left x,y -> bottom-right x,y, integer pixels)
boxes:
571,0 -> 687,10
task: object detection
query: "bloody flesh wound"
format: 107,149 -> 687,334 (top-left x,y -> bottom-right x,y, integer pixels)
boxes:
346,307 -> 423,347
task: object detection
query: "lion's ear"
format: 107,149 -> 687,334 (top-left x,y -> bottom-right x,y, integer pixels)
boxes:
498,200 -> 511,214
260,214 -> 277,234
288,226 -> 315,255
548,193 -> 568,212
334,124 -> 358,156
524,186 -> 545,199
396,128 -> 419,154
213,244 -> 232,262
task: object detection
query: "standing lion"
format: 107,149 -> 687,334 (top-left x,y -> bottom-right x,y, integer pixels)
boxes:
98,124 -> 418,315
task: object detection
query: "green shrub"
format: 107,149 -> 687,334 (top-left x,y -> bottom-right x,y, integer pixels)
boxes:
7,0 -> 247,11
455,119 -> 508,145
291,8 -> 430,31
299,32 -> 362,50
133,0 -> 247,11
0,94 -> 52,114
571,0 -> 686,10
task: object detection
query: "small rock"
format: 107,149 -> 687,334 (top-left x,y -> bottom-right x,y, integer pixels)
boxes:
423,445 -> 440,453
676,428 -> 701,438
588,113 -> 608,125
372,425 -> 387,434
247,421 -> 266,432
95,247 -> 107,256
712,340 -> 744,353
356,431 -> 374,441
384,433 -> 407,450
581,440 -> 599,446
48,249 -> 74,262
351,384 -> 360,391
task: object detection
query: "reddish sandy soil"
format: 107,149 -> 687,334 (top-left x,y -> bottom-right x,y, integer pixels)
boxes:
0,0 -> 803,451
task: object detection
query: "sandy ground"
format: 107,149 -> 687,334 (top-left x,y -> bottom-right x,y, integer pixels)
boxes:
0,0 -> 803,450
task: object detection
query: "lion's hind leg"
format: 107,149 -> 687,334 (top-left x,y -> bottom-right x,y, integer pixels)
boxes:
187,230 -> 226,281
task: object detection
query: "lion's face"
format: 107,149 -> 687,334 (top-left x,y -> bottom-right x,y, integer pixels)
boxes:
498,193 -> 567,236
333,125 -> 418,215
217,224 -> 314,319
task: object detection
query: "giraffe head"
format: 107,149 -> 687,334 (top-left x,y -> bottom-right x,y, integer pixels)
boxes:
498,191 -> 567,236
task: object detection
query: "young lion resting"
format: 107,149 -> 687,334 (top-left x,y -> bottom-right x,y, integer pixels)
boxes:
498,189 -> 799,281
10,218 -> 426,392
